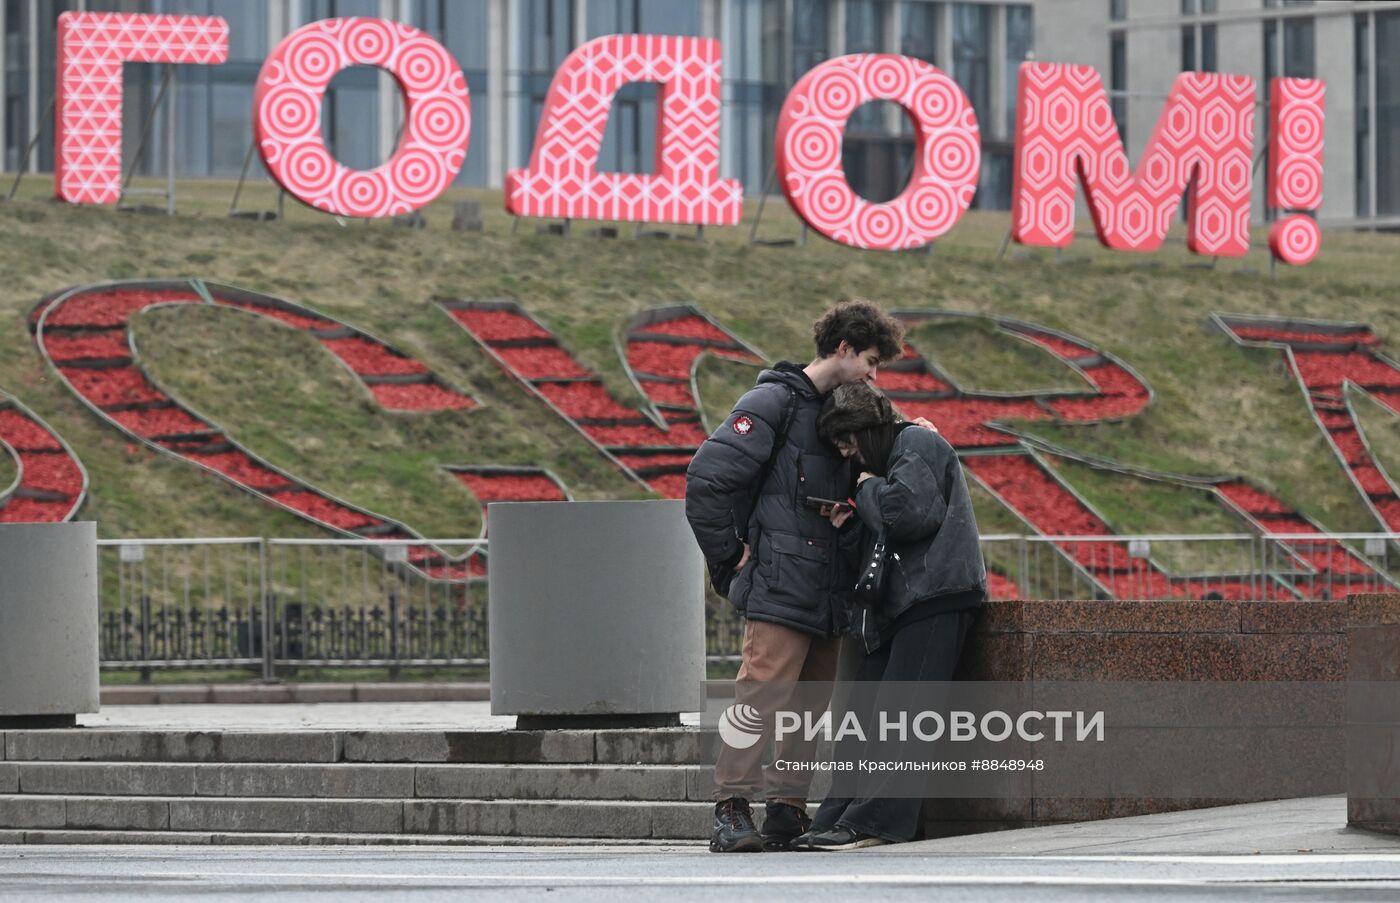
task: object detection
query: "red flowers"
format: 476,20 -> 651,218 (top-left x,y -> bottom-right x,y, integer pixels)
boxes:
0,410 -> 63,451
1292,351 -> 1400,391
1019,332 -> 1091,359
1233,326 -> 1376,346
108,406 -> 211,438
214,299 -> 335,330
964,455 -> 1107,537
645,472 -> 688,499
61,367 -> 167,408
0,497 -> 72,523
898,399 -> 1044,447
628,341 -> 703,379
492,345 -> 590,379
1217,482 -> 1293,515
640,380 -> 697,407
875,370 -> 951,393
537,382 -> 639,421
450,308 -> 553,342
16,452 -> 83,496
43,290 -> 199,328
320,336 -> 428,377
585,423 -> 675,447
636,316 -> 734,343
190,450 -> 293,491
42,331 -> 131,362
452,472 -> 566,503
269,490 -> 380,530
368,383 -> 476,412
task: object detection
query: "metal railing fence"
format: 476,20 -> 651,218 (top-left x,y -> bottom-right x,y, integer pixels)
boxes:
96,533 -> 1400,675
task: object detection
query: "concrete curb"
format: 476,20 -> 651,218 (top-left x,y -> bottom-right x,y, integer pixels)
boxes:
99,683 -> 492,706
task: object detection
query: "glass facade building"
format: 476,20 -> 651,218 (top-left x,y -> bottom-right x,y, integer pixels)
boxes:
0,0 -> 1393,222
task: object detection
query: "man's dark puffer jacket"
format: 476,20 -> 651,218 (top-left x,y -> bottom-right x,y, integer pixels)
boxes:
685,363 -> 855,638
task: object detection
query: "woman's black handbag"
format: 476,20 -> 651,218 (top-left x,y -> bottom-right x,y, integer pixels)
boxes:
853,529 -> 890,607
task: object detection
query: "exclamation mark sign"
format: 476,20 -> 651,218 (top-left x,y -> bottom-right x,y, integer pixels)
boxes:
1267,77 -> 1326,266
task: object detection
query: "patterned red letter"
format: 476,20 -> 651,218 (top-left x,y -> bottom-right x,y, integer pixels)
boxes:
55,12 -> 230,204
505,35 -> 741,226
775,54 -> 979,250
1267,78 -> 1326,266
1011,64 -> 1256,256
255,18 -> 470,218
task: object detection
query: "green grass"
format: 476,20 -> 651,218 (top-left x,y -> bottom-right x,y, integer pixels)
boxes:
906,316 -> 1084,393
0,175 -> 1398,546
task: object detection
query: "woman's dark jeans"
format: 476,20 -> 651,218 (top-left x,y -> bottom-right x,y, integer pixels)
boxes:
811,607 -> 976,842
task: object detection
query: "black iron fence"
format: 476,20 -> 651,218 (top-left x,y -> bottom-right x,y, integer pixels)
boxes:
97,534 -> 1400,677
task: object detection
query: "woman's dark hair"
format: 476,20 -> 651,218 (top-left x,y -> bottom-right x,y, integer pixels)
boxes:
812,300 -> 905,362
818,383 -> 900,475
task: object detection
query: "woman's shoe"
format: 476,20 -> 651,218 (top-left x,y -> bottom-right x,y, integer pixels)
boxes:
796,826 -> 889,851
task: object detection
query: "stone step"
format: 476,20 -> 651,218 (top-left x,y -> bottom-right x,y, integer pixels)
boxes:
0,794 -> 713,839
4,762 -> 720,802
1,729 -> 717,765
0,828 -> 702,847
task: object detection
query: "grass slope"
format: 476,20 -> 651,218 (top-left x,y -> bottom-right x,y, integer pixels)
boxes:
0,176 -> 1397,540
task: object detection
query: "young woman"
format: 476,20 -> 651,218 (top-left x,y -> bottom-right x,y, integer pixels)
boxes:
793,382 -> 987,850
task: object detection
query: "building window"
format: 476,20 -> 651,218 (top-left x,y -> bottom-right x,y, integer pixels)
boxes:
1005,5 -> 1033,137
1110,32 -> 1127,144
1182,22 -> 1217,72
726,0 -> 783,193
1110,0 -> 1126,21
1283,16 -> 1315,77
1357,13 -> 1371,218
412,0 -> 489,186
952,2 -> 992,131
516,0 -> 574,169
847,0 -> 887,133
901,1 -> 939,64
792,0 -> 830,78
1378,11 -> 1400,215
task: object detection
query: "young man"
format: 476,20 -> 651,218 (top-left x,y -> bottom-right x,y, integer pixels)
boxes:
684,300 -> 906,853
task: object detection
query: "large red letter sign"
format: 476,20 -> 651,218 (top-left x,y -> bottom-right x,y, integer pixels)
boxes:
255,18 -> 470,218
775,54 -> 980,250
1268,78 -> 1325,266
55,12 -> 230,204
1012,64 -> 1255,256
505,35 -> 741,225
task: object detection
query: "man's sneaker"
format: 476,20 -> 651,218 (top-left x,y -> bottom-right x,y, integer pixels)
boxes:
790,826 -> 889,851
760,801 -> 812,851
710,797 -> 764,853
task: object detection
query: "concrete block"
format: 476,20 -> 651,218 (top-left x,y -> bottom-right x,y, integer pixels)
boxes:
0,523 -> 99,719
0,830 -> 22,843
490,501 -> 705,718
210,685 -> 294,705
288,686 -> 355,704
5,731 -> 338,763
686,765 -> 715,801
404,800 -> 651,838
169,798 -> 403,834
343,730 -> 593,764
648,802 -> 711,839
23,830 -> 212,845
0,764 -> 15,794
66,797 -> 170,831
0,796 -> 64,828
192,764 -> 415,799
594,730 -> 711,765
16,763 -> 197,797
414,764 -> 688,801
353,683 -> 488,703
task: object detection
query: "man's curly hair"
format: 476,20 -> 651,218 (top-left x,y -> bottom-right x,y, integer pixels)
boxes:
812,300 -> 905,362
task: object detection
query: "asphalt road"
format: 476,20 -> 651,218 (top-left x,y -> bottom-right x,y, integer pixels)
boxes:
3,845 -> 1400,902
